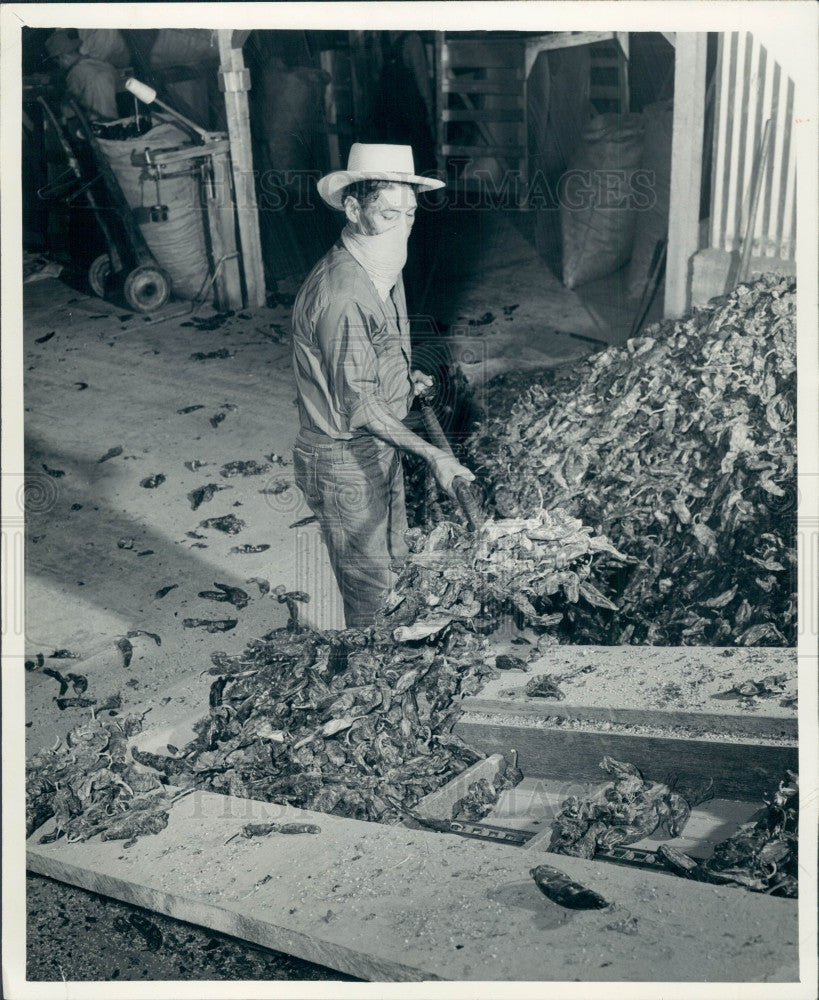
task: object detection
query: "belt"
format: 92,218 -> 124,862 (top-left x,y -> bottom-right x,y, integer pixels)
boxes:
295,427 -> 366,448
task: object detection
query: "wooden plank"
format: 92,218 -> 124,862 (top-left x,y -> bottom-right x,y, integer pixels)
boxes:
415,753 -> 506,820
468,643 -> 797,735
445,90 -> 521,166
459,697 -> 798,741
441,144 -> 526,157
524,32 -> 620,79
151,139 -> 230,165
216,29 -> 266,308
26,788 -> 799,982
444,68 -> 525,83
441,108 -> 524,123
455,718 -> 798,799
441,80 -> 524,95
664,32 -> 709,318
206,149 -> 243,311
443,41 -> 524,68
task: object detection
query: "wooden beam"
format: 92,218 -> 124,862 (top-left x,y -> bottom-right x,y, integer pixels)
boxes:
150,139 -> 230,165
460,696 -> 797,742
441,80 -> 524,96
665,32 -> 709,318
348,30 -> 372,137
441,144 -> 526,158
441,108 -> 524,123
26,787 -> 798,982
463,643 -> 797,739
206,149 -> 243,311
454,718 -> 797,800
217,29 -> 266,309
524,32 -> 618,78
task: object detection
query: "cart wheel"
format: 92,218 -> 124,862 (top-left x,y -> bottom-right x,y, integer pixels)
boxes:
123,264 -> 172,314
88,254 -> 112,298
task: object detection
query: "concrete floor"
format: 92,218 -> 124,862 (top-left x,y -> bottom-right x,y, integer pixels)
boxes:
19,206 -> 668,982
22,207 -> 652,749
418,206 -> 663,357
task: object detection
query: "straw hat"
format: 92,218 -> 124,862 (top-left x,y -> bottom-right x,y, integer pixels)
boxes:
317,143 -> 445,210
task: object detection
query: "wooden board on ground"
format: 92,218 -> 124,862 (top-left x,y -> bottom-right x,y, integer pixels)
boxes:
27,788 -> 799,983
468,643 -> 797,736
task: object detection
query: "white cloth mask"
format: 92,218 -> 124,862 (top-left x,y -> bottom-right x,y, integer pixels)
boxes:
341,222 -> 409,300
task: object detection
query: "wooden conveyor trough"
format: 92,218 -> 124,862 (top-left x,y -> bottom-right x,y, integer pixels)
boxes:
27,644 -> 800,982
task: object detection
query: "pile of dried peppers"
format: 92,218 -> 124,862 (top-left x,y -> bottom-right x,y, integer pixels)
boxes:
467,275 -> 797,645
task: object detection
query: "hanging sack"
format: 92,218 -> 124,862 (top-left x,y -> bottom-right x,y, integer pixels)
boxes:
560,113 -> 645,288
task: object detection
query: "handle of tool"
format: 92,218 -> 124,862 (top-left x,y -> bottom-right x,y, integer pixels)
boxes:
452,478 -> 483,531
125,78 -> 210,143
738,119 -> 772,285
629,238 -> 667,339
37,96 -> 81,176
68,98 -> 157,269
418,396 -> 454,455
38,96 -> 121,270
418,398 -> 482,530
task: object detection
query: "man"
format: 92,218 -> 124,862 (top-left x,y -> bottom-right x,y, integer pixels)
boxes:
45,31 -> 119,121
292,143 -> 474,629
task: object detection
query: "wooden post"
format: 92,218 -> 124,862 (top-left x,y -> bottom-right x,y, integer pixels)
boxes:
207,149 -> 243,311
348,30 -> 371,137
615,32 -> 630,112
217,29 -> 266,308
664,33 -> 708,319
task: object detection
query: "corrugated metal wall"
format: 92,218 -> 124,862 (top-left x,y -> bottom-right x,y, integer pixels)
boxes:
709,32 -> 796,261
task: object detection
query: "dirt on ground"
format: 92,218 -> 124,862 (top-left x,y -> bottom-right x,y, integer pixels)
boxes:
26,873 -> 357,982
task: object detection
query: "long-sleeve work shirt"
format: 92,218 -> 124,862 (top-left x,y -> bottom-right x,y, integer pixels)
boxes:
291,241 -> 414,441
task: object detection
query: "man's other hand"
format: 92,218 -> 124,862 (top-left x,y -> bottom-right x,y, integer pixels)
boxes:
411,369 -> 434,397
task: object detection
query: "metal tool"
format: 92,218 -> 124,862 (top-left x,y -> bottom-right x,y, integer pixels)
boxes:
418,815 -> 674,872
142,147 -> 169,222
416,384 -> 484,530
125,77 -> 220,145
447,820 -> 532,846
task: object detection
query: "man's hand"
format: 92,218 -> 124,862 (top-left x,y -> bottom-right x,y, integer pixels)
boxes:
411,369 -> 434,397
430,452 -> 475,497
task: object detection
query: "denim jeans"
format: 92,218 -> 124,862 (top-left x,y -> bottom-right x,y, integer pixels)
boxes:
293,432 -> 409,628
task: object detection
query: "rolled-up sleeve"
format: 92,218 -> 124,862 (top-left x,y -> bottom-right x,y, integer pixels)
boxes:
315,298 -> 396,431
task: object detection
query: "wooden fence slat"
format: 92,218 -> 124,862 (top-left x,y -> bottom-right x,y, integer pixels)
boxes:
441,108 -> 524,122
780,76 -> 797,259
441,80 -> 524,96
710,32 -> 795,261
441,144 -> 525,157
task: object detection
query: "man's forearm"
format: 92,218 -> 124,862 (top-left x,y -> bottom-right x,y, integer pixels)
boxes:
361,408 -> 444,464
